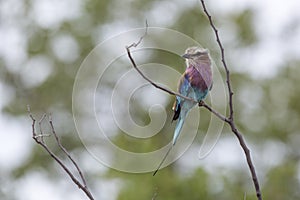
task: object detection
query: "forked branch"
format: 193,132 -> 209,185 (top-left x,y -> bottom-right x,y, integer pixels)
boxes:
27,106 -> 94,200
125,1 -> 262,199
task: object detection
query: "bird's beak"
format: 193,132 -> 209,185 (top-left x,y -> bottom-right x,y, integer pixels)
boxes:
182,53 -> 191,59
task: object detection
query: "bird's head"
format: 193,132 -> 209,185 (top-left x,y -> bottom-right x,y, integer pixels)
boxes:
182,46 -> 209,59
182,47 -> 211,68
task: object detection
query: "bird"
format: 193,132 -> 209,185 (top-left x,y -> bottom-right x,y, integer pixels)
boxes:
153,47 -> 213,176
172,46 -> 213,145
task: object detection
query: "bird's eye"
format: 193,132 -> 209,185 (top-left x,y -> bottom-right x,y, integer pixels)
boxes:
193,52 -> 202,56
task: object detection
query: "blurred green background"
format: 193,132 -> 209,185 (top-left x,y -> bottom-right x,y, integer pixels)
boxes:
1,0 -> 300,199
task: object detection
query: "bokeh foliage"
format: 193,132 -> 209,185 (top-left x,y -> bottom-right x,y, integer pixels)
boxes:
1,0 -> 300,199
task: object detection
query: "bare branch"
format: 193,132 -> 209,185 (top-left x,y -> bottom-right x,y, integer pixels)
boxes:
48,114 -> 88,188
125,2 -> 262,200
198,100 -> 229,122
199,0 -> 234,121
126,20 -> 148,49
27,106 -> 95,200
38,114 -> 47,143
125,22 -> 226,123
199,1 -> 262,199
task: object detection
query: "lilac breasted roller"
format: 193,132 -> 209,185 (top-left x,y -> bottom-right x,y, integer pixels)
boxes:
153,47 -> 213,176
172,47 -> 213,145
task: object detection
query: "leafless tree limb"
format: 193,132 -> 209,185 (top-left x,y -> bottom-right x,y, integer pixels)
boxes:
125,23 -> 227,122
125,1 -> 262,199
199,1 -> 262,199
27,105 -> 95,200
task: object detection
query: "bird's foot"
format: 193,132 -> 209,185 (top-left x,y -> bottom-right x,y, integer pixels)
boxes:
198,100 -> 205,107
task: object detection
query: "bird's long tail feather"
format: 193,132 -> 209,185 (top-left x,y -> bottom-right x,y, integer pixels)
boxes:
153,145 -> 173,176
172,114 -> 186,145
153,110 -> 188,176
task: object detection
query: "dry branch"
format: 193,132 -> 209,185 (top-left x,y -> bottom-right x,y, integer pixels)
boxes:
27,106 -> 95,200
199,1 -> 262,199
125,1 -> 262,198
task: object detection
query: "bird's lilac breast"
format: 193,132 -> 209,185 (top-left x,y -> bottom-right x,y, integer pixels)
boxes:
185,64 -> 212,92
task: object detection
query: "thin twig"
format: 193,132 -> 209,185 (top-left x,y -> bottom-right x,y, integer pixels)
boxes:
199,1 -> 262,199
126,20 -> 148,49
27,106 -> 94,200
38,114 -> 46,143
48,114 -> 88,188
199,1 -> 234,121
198,100 -> 229,122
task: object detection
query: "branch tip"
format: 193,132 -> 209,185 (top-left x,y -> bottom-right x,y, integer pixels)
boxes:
28,108 -> 94,200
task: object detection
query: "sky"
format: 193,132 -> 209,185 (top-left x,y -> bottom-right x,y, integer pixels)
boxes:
0,0 -> 300,199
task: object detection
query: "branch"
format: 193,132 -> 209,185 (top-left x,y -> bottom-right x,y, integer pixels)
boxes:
199,1 -> 234,120
48,114 -> 88,187
126,3 -> 262,199
27,106 -> 95,200
125,23 -> 197,104
198,100 -> 228,122
199,1 -> 262,199
125,23 -> 226,122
